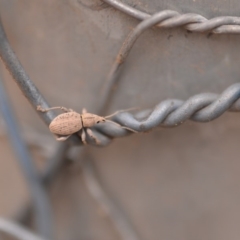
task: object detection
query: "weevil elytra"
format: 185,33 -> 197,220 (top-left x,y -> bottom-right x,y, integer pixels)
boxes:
37,106 -> 136,144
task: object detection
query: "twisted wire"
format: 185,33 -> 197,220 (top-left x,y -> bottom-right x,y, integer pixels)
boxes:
100,7 -> 240,115
93,3 -> 240,146
1,1 -> 240,147
103,0 -> 240,34
93,83 -> 240,145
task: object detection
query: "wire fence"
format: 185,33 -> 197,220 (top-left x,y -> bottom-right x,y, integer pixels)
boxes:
0,1 -> 240,240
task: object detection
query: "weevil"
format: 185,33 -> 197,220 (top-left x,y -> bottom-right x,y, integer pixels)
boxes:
37,106 -> 136,144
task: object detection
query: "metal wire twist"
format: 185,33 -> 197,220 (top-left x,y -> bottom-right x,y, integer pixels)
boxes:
1,3 -> 240,148
93,83 -> 240,146
91,2 -> 240,146
103,0 -> 240,34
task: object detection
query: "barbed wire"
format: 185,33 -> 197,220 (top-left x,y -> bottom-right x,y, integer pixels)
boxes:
102,0 -> 240,34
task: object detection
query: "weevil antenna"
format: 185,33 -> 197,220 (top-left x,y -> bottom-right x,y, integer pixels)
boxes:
105,120 -> 138,133
104,107 -> 138,119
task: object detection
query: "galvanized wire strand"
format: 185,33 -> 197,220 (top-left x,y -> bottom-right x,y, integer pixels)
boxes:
100,7 -> 240,115
0,76 -> 53,239
94,83 -> 240,136
0,11 -> 118,236
0,17 -> 110,146
81,154 -> 141,240
103,0 -> 150,20
93,5 -> 240,143
0,17 -> 84,146
0,218 -> 46,240
103,0 -> 240,34
0,19 -> 55,125
75,82 -> 240,145
100,10 -> 178,113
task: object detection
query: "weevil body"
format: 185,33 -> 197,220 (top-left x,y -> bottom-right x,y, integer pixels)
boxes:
49,111 -> 82,135
37,105 -> 136,144
49,111 -> 106,135
37,106 -> 108,144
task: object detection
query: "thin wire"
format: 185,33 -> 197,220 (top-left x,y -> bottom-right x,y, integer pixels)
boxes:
81,154 -> 140,240
93,83 -> 240,137
103,0 -> 150,20
0,218 -> 46,240
102,0 -> 240,34
0,16 -> 82,145
0,17 -> 108,146
0,76 -> 53,238
100,6 -> 240,115
14,142 -> 70,224
0,19 -> 55,125
100,10 -> 179,114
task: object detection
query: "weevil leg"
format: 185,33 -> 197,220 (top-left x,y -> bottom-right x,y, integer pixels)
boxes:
55,134 -> 71,141
86,128 -> 100,145
104,107 -> 138,119
37,106 -> 73,113
82,108 -> 87,114
80,128 -> 87,145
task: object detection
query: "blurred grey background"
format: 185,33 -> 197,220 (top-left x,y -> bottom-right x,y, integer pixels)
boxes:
1,0 -> 240,240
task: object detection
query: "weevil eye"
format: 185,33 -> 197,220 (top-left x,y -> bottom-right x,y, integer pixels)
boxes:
97,119 -> 105,124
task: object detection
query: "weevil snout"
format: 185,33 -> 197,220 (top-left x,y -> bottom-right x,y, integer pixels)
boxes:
82,113 -> 106,127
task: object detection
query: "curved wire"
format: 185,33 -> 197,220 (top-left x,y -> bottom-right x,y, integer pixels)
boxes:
100,6 -> 240,114
100,10 -> 179,113
102,0 -> 240,34
0,76 -> 52,238
0,218 -> 46,240
0,19 -> 54,125
0,16 -> 113,146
